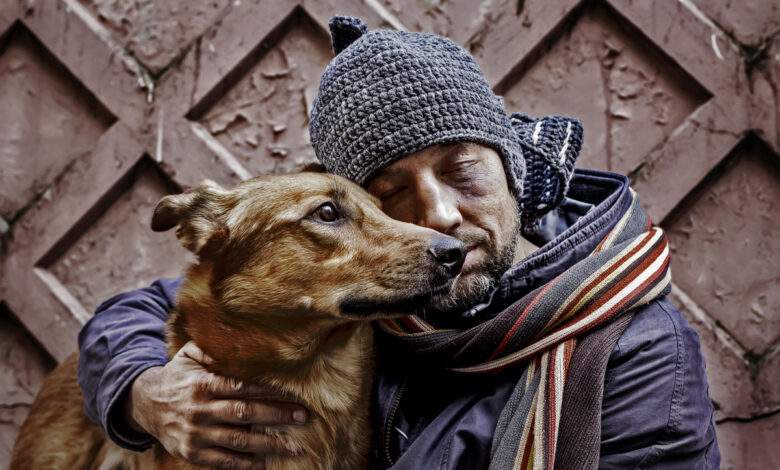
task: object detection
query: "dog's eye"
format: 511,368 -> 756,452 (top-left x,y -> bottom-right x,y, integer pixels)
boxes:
312,202 -> 342,223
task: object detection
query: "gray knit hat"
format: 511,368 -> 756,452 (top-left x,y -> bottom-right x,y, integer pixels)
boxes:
309,16 -> 584,229
309,16 -> 525,194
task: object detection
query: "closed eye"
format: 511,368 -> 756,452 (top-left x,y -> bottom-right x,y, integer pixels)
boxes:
445,159 -> 479,173
379,186 -> 406,202
443,160 -> 480,182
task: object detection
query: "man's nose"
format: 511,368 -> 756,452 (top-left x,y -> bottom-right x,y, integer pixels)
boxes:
414,174 -> 463,234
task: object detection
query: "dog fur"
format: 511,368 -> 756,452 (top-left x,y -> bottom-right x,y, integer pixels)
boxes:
11,170 -> 461,470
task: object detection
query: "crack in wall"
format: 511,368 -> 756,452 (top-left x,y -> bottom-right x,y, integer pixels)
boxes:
61,0 -> 155,102
677,0 -> 780,142
598,46 -> 616,171
716,405 -> 780,424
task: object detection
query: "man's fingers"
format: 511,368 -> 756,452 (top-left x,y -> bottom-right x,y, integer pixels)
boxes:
188,448 -> 264,470
208,400 -> 308,426
200,426 -> 301,455
203,374 -> 288,400
179,341 -> 215,367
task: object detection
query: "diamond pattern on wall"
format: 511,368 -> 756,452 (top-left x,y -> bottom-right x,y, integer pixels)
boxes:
0,303 -> 54,469
193,10 -> 332,176
689,0 -> 780,45
756,347 -> 780,409
79,0 -> 232,74
376,0 -> 486,44
503,3 -> 710,173
0,23 -> 114,220
47,158 -> 190,314
717,412 -> 780,470
666,137 -> 780,355
671,287 -> 756,419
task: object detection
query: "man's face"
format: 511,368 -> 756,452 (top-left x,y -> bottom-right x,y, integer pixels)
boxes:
366,142 -> 521,316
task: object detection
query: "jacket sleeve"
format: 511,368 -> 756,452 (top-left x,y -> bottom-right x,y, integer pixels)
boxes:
598,297 -> 720,469
77,277 -> 182,451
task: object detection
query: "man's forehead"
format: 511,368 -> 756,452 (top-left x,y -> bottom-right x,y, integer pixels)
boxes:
374,142 -> 480,178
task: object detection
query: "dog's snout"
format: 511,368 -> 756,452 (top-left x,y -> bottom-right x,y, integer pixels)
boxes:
428,236 -> 466,276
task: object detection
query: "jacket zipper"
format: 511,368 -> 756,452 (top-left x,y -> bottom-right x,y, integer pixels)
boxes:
382,379 -> 409,468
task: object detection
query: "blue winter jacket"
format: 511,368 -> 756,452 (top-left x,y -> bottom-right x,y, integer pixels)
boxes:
77,169 -> 720,469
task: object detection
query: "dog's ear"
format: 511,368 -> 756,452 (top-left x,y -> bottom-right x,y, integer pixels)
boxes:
151,179 -> 231,255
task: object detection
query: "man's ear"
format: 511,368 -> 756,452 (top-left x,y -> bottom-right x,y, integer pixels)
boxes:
151,179 -> 231,255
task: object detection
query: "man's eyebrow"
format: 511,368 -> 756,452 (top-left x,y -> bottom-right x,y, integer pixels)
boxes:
376,166 -> 400,177
441,142 -> 470,159
374,165 -> 404,179
374,143 -> 473,180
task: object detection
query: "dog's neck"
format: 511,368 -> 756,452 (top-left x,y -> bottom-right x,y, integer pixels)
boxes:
167,266 -> 370,385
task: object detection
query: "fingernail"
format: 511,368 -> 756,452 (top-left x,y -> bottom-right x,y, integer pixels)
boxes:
232,378 -> 243,391
286,440 -> 303,455
293,409 -> 307,424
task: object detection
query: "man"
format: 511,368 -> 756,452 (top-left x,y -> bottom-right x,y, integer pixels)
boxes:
78,16 -> 719,469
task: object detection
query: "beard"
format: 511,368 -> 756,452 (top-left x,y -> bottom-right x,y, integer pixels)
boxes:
425,215 -> 521,319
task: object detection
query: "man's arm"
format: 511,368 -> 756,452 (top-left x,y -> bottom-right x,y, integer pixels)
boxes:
78,277 -> 179,449
599,298 -> 720,469
77,278 -> 308,469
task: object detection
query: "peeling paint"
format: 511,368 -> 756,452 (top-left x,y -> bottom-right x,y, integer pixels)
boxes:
78,0 -> 232,75
198,17 -> 332,175
48,162 -> 190,313
0,25 -> 113,221
666,139 -> 780,355
711,33 -> 725,60
64,0 -> 155,100
504,4 -> 708,174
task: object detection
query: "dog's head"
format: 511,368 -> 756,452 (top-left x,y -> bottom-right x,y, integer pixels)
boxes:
152,169 -> 464,322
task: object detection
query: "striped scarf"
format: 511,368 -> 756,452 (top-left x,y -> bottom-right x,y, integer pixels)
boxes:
378,189 -> 671,470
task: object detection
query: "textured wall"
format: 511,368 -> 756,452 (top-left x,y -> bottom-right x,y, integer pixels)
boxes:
0,0 -> 778,468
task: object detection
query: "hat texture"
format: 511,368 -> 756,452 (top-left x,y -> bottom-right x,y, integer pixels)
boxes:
309,16 -> 526,199
509,113 -> 583,232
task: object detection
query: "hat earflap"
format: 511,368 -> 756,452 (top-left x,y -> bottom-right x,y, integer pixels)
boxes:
510,113 -> 584,233
329,16 -> 368,55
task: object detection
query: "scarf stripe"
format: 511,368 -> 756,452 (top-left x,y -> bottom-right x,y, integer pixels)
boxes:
490,278 -> 560,360
533,352 -> 550,470
378,190 -> 671,469
596,188 -> 638,251
514,361 -> 538,470
550,229 -> 656,328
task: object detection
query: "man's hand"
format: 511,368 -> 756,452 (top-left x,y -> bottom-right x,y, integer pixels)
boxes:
126,341 -> 308,469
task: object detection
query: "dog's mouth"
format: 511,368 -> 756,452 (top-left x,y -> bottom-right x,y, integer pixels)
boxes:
339,281 -> 454,318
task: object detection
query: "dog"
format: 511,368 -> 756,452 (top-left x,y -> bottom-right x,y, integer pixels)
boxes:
11,168 -> 466,469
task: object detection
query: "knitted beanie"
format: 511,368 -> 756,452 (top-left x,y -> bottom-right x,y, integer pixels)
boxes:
309,16 -> 525,197
510,112 -> 583,232
309,16 -> 584,228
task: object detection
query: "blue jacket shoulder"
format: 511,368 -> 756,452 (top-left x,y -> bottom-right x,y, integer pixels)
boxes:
600,297 -> 720,469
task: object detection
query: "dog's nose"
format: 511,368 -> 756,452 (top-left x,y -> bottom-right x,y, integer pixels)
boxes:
428,236 -> 466,276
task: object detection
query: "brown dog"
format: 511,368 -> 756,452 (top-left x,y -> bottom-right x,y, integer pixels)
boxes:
11,169 -> 465,469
